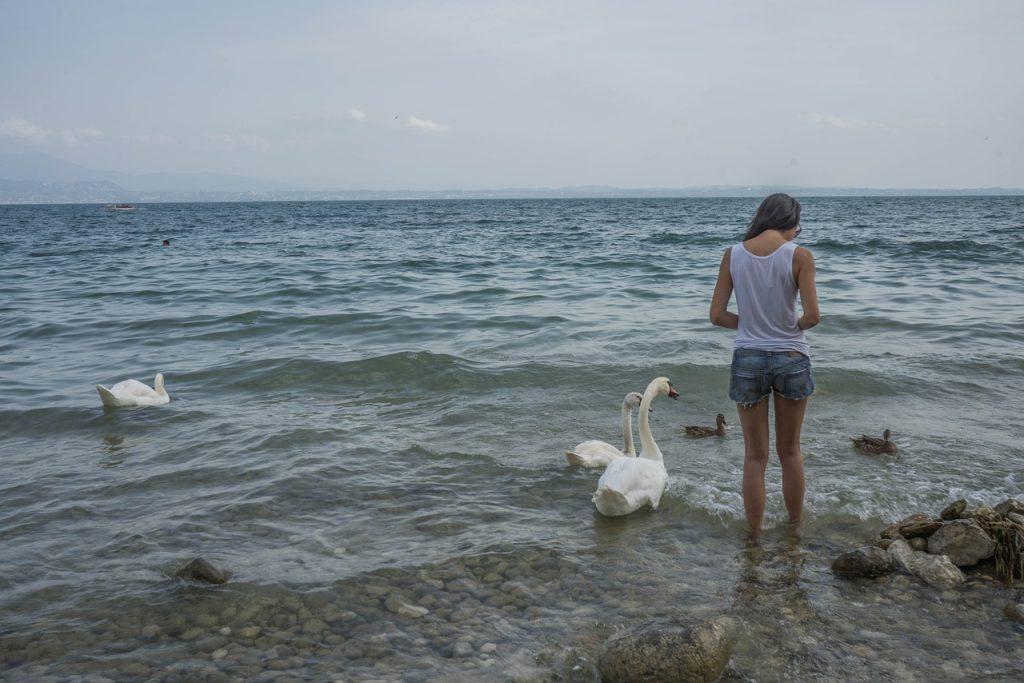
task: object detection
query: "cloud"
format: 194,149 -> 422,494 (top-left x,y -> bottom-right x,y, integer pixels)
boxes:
0,117 -> 105,144
0,117 -> 49,141
402,115 -> 448,133
348,108 -> 367,122
800,113 -> 888,130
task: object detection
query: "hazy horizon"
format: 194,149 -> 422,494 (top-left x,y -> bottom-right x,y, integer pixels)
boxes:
2,1 -> 1022,190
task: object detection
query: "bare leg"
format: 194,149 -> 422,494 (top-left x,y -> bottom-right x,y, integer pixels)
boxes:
737,398 -> 770,534
774,394 -> 809,526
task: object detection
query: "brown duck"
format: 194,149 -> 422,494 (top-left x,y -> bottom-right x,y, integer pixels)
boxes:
684,413 -> 726,438
851,429 -> 898,455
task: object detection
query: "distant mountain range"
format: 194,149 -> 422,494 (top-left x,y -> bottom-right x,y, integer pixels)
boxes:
1,151 -> 1021,203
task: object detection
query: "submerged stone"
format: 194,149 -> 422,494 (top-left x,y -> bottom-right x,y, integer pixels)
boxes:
598,616 -> 734,683
832,546 -> 894,578
174,557 -> 231,585
927,520 -> 995,567
1004,602 -> 1024,624
384,595 -> 429,618
887,540 -> 964,588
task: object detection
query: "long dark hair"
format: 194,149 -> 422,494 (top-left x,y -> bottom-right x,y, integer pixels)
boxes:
744,193 -> 801,240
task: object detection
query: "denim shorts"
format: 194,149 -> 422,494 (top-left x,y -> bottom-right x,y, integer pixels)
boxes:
729,349 -> 815,406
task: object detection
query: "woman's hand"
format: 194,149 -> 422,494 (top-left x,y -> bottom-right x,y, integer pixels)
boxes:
710,248 -> 739,329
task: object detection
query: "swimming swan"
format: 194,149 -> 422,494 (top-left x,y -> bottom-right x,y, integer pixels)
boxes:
565,392 -> 644,467
592,377 -> 679,516
96,373 -> 170,407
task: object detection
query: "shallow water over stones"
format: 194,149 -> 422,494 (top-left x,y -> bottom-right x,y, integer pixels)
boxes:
3,528 -> 1023,681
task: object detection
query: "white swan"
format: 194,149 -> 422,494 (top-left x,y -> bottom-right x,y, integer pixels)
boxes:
96,373 -> 170,407
592,377 -> 679,516
565,392 -> 644,467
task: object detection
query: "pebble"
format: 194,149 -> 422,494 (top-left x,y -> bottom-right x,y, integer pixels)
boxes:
453,641 -> 474,657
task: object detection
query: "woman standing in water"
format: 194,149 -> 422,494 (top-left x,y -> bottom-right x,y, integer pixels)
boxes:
709,194 -> 820,534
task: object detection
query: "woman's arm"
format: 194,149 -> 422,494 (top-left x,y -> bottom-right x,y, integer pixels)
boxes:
710,248 -> 739,329
794,247 -> 821,330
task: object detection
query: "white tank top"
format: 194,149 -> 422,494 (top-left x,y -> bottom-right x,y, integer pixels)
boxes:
730,241 -> 809,356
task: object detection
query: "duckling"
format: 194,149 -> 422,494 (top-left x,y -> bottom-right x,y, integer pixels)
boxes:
851,429 -> 897,455
684,413 -> 726,438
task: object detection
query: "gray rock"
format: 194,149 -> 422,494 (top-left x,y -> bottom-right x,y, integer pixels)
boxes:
909,537 -> 928,551
1007,512 -> 1024,526
1004,602 -> 1024,624
174,557 -> 230,585
994,499 -> 1024,517
831,547 -> 893,578
927,520 -> 995,567
598,617 -> 734,683
887,540 -> 964,588
940,499 -> 967,520
452,641 -> 473,657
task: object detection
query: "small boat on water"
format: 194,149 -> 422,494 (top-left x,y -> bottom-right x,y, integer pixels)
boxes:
105,203 -> 136,211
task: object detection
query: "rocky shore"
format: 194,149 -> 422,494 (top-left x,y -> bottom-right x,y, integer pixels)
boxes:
832,497 -> 1024,620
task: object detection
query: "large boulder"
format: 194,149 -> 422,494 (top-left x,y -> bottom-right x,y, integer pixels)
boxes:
887,540 -> 964,588
926,520 -> 995,567
995,499 -> 1024,518
939,499 -> 967,521
598,617 -> 734,683
832,546 -> 893,578
174,557 -> 231,585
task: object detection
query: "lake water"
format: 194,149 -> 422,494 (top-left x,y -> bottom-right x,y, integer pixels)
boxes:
1,197 -> 1022,680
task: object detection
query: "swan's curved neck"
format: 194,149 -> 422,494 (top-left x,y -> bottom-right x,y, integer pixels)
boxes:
621,403 -> 635,456
638,386 -> 662,461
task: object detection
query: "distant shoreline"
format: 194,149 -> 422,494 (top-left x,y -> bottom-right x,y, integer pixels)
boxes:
3,188 -> 1024,206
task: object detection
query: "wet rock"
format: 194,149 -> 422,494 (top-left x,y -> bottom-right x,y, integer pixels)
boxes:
909,537 -> 928,552
927,520 -> 995,567
940,499 -> 967,521
879,523 -> 903,540
598,616 -> 734,683
453,641 -> 474,657
174,558 -> 230,585
1004,602 -> 1024,624
832,547 -> 893,578
1007,512 -> 1024,526
887,540 -> 964,588
897,514 -> 942,539
994,499 -> 1024,517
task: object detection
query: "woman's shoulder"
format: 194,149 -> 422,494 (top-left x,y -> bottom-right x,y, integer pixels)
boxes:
792,243 -> 815,260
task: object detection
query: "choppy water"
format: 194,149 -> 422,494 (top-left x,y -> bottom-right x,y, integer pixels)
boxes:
1,197 -> 1023,681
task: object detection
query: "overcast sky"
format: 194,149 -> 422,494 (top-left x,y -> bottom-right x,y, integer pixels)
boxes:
1,0 -> 1021,189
